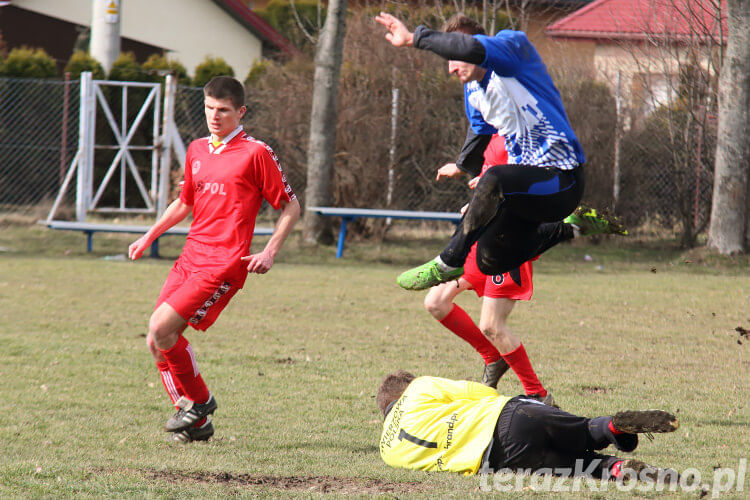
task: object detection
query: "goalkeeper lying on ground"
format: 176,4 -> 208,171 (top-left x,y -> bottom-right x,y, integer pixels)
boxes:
377,371 -> 679,482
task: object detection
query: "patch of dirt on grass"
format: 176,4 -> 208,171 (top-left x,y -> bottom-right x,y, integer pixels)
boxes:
139,469 -> 429,494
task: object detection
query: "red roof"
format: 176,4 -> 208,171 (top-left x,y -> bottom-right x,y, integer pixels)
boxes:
546,0 -> 727,43
213,0 -> 302,57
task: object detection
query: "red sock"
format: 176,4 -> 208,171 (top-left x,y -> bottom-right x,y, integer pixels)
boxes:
611,460 -> 623,478
156,360 -> 184,409
159,335 -> 210,405
502,343 -> 546,396
439,304 -> 501,364
608,419 -> 624,435
156,360 -> 206,427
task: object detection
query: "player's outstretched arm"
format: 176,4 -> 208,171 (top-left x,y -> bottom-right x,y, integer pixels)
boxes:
375,12 -> 414,47
128,199 -> 192,260
241,197 -> 300,274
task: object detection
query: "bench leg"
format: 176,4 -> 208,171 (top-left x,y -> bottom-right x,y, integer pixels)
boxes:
150,238 -> 160,258
86,231 -> 93,252
336,217 -> 353,259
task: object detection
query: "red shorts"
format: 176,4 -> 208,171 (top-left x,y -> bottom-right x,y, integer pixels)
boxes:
462,244 -> 534,300
156,258 -> 241,331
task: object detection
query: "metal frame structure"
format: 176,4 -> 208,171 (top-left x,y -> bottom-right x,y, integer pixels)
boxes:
47,72 -> 185,223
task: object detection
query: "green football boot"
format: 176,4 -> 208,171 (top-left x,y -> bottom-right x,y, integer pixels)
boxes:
564,206 -> 628,236
396,258 -> 464,290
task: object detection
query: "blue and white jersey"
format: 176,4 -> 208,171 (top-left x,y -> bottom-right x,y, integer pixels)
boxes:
464,30 -> 585,170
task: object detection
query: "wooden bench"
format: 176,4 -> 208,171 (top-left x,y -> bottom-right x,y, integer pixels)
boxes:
307,207 -> 461,258
42,220 -> 273,258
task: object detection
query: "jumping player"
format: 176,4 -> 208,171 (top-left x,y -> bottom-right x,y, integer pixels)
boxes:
377,371 -> 680,480
376,13 -> 624,290
128,76 -> 300,443
428,104 -> 622,401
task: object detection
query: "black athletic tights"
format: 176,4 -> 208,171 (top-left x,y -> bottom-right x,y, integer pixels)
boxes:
440,164 -> 584,275
488,397 -> 619,478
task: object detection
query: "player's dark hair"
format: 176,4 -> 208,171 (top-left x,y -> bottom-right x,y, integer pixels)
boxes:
376,370 -> 416,416
203,76 -> 245,110
443,14 -> 486,35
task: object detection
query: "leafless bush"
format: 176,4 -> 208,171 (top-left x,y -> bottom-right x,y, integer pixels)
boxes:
551,65 -> 618,212
244,12 -> 469,237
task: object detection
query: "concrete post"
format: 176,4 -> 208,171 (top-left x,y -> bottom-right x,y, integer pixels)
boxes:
90,0 -> 121,74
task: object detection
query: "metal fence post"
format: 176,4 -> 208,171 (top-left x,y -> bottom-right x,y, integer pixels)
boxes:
76,71 -> 93,222
613,70 -> 623,208
157,74 -> 176,217
61,72 -> 70,188
386,84 -> 399,225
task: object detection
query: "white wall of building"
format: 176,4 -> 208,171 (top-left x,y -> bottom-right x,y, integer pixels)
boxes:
15,0 -> 262,79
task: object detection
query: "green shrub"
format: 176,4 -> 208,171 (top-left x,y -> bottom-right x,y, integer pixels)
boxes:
0,46 -> 57,78
142,54 -> 190,84
108,52 -> 150,82
244,60 -> 270,86
64,50 -> 105,80
192,56 -> 234,87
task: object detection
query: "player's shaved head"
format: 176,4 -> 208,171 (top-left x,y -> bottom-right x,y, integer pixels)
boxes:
204,76 -> 245,110
376,370 -> 416,416
443,14 -> 485,35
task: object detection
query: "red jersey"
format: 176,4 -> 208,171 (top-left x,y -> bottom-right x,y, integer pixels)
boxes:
481,134 -> 508,173
179,127 -> 295,284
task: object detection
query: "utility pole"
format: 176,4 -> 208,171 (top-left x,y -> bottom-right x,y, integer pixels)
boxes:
90,0 -> 121,74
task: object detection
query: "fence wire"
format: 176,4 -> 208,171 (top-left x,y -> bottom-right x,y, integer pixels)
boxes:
0,77 -> 79,220
172,85 -> 308,223
0,75 -> 716,239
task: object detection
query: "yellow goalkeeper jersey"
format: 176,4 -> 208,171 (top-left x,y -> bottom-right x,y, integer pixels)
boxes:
379,376 -> 511,475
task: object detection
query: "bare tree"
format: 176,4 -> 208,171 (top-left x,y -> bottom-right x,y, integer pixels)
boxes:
603,0 -> 724,247
302,0 -> 348,244
708,0 -> 749,254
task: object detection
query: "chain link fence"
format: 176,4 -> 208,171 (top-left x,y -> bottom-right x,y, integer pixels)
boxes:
0,77 -> 80,222
170,84 -> 309,224
0,75 -> 716,242
613,96 -> 716,245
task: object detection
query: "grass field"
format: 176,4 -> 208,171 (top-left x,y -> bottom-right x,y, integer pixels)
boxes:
1,224 -> 748,497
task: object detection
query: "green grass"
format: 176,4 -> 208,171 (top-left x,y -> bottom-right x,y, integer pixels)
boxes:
0,225 -> 748,497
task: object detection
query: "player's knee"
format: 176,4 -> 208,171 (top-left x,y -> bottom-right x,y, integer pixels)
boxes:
145,333 -> 162,358
475,168 -> 503,196
424,290 -> 449,318
146,333 -> 156,350
148,316 -> 176,345
476,250 -> 501,276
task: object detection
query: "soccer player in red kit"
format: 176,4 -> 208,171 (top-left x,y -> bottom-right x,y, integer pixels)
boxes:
426,134 -> 556,404
128,76 -> 300,443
